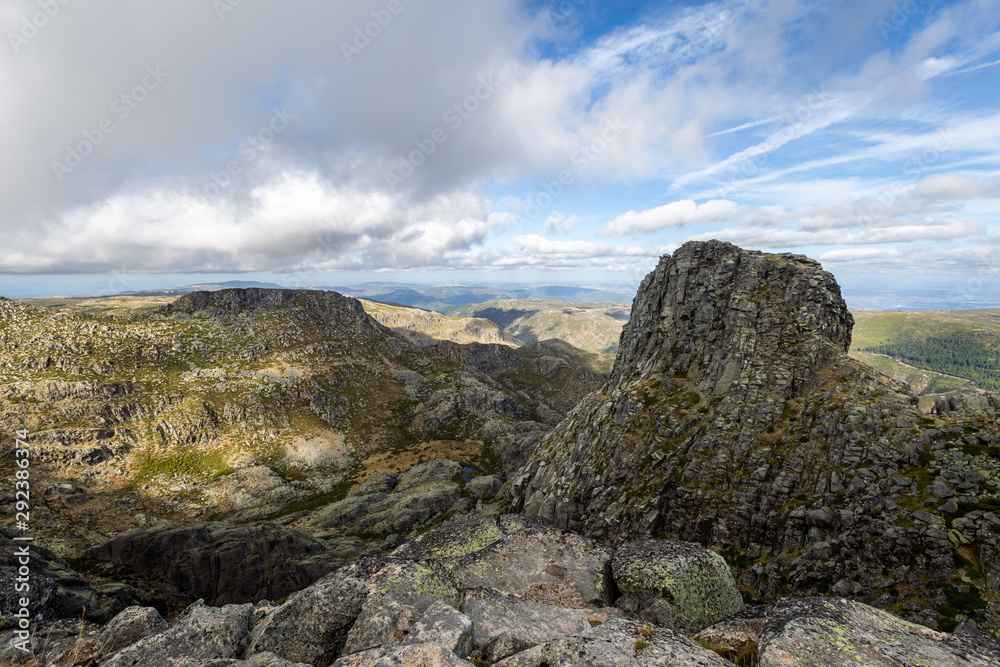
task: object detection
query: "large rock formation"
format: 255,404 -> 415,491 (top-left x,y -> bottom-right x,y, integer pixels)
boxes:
508,241 -> 1000,630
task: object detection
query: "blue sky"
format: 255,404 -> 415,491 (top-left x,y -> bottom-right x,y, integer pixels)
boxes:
0,0 -> 998,305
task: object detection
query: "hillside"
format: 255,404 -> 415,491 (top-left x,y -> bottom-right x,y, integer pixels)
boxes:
850,309 -> 1000,408
0,289 -> 605,552
445,299 -> 629,356
508,240 -> 1000,635
358,299 -> 519,347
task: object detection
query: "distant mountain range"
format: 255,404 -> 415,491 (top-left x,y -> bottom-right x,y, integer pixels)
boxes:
118,280 -> 288,296
96,281 -> 637,309
326,282 -> 635,310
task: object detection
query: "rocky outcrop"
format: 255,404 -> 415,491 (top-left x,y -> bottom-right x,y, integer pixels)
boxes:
82,521 -> 343,608
933,390 -> 1000,416
401,600 -> 474,658
461,588 -> 590,661
0,528 -> 137,624
333,556 -> 461,656
101,600 -> 255,666
757,597 -> 1000,666
245,576 -> 367,667
612,539 -> 744,633
0,288 -> 606,565
294,460 -> 464,538
333,642 -> 475,666
507,241 -> 1000,629
166,289 -> 386,331
493,617 -> 733,666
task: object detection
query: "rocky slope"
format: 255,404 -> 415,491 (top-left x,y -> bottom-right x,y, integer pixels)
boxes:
508,240 -> 1000,633
7,513 -> 999,666
358,300 -> 520,348
0,289 -> 603,552
446,300 -> 629,355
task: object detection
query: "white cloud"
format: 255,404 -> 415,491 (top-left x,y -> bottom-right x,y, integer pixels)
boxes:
912,174 -> 1000,199
601,199 -> 740,236
690,217 -> 985,248
0,172 -> 502,273
544,213 -> 579,234
512,234 -> 667,259
0,0 -> 998,283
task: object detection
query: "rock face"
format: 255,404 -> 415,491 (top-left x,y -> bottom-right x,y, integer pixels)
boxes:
758,597 -> 1000,666
245,575 -> 367,667
101,600 -> 255,666
0,528 -> 137,624
507,240 -> 1000,629
612,539 -> 744,633
294,460 -> 464,538
83,521 -> 342,607
492,617 -> 733,666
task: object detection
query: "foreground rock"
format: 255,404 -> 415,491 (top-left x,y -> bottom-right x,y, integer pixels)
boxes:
612,539 -> 744,633
101,600 -> 254,666
758,597 -> 1000,666
245,576 -> 367,666
332,642 -> 474,666
462,588 -> 590,662
333,557 -> 460,656
5,517 -> 996,667
395,514 -> 614,609
493,617 -> 732,666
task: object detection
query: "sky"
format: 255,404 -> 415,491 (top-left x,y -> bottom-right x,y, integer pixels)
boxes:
1,0 -> 999,306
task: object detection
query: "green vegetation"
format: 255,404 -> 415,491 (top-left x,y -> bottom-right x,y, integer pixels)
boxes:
936,586 -> 987,631
515,338 -> 615,374
861,331 -> 1000,391
697,638 -> 759,666
849,309 -> 1000,403
446,299 -> 629,354
131,447 -> 233,483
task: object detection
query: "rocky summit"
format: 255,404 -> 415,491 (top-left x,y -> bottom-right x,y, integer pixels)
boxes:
3,242 -> 1000,665
509,240 -> 1000,633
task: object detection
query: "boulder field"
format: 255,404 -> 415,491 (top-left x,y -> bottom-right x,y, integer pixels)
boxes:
4,513 -> 1000,666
